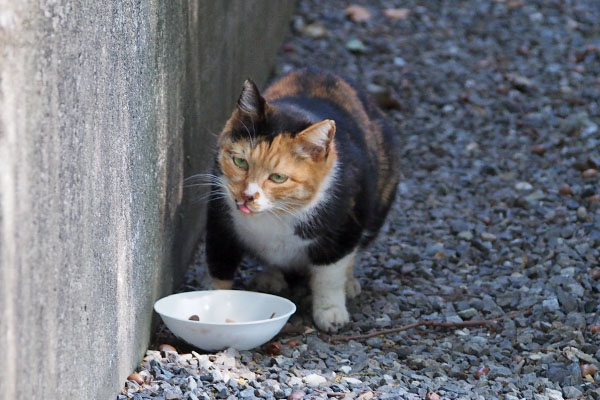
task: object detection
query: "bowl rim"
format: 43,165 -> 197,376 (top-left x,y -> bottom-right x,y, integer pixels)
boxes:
154,289 -> 297,327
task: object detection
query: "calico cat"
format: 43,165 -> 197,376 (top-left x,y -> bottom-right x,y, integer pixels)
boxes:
205,69 -> 400,332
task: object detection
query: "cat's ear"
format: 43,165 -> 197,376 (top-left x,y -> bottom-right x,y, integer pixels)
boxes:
236,79 -> 266,119
294,120 -> 336,160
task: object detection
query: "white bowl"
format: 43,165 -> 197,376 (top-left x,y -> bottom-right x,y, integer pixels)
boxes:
154,290 -> 296,351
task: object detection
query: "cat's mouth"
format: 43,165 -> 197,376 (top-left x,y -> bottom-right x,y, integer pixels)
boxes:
236,201 -> 256,215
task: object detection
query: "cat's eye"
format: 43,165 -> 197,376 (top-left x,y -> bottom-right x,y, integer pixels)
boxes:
232,156 -> 248,170
269,173 -> 288,183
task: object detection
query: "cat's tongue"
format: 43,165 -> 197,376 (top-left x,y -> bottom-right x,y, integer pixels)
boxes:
239,203 -> 252,214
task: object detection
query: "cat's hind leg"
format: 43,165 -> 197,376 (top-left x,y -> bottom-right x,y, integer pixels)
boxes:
310,251 -> 356,332
344,255 -> 361,298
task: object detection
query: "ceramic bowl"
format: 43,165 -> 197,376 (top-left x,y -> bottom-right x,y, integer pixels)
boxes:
154,290 -> 296,351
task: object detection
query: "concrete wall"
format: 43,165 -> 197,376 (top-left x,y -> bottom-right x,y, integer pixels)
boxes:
0,1 -> 295,399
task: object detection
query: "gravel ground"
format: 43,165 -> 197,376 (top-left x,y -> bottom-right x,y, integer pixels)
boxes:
120,1 -> 600,399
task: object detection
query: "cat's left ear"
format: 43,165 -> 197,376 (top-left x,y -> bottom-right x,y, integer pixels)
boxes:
237,79 -> 266,120
294,120 -> 336,160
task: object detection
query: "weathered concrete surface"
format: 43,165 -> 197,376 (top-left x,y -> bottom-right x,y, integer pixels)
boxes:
0,1 -> 294,399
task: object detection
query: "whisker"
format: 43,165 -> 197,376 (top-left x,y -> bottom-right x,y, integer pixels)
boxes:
184,173 -> 223,183
236,117 -> 255,148
183,183 -> 227,189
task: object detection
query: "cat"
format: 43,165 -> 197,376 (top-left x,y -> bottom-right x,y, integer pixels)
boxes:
204,69 -> 400,332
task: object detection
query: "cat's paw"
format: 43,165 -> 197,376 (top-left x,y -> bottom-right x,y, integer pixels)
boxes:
253,269 -> 289,294
313,305 -> 350,332
207,278 -> 233,290
345,277 -> 361,298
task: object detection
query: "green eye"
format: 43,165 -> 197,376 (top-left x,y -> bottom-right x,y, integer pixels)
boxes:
269,173 -> 288,183
232,156 -> 248,170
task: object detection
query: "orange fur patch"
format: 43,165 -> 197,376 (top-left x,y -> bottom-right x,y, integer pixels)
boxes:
218,128 -> 337,213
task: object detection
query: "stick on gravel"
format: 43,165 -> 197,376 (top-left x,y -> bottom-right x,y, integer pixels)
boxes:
329,308 -> 531,342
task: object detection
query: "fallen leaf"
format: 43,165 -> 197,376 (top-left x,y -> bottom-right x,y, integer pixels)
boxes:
127,373 -> 144,385
264,341 -> 282,356
384,8 -> 410,20
581,364 -> 597,376
345,5 -> 372,22
158,344 -> 176,353
506,0 -> 524,10
285,339 -> 301,347
530,144 -> 547,155
474,366 -> 490,379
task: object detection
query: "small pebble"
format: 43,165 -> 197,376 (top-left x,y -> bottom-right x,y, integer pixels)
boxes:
346,39 -> 367,53
303,374 -> 327,387
515,181 -> 533,191
559,184 -> 573,195
481,232 -> 497,241
342,377 -> 363,385
425,392 -> 440,400
287,392 -> 305,400
545,388 -> 564,400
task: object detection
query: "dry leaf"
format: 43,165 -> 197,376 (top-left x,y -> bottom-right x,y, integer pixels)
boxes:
506,0 -> 524,10
345,5 -> 372,22
581,364 -> 597,376
285,339 -> 301,347
264,341 -> 282,356
384,8 -> 410,20
474,366 -> 490,379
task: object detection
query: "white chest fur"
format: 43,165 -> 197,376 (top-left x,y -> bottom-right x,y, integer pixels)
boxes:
230,207 -> 312,269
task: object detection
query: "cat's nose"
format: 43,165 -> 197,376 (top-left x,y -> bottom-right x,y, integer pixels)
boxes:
242,192 -> 259,202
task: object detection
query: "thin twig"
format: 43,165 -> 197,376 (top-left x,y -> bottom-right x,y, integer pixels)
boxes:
329,308 -> 530,342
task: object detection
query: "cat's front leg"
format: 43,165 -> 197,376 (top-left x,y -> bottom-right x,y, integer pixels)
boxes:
205,197 -> 244,289
310,251 -> 356,332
